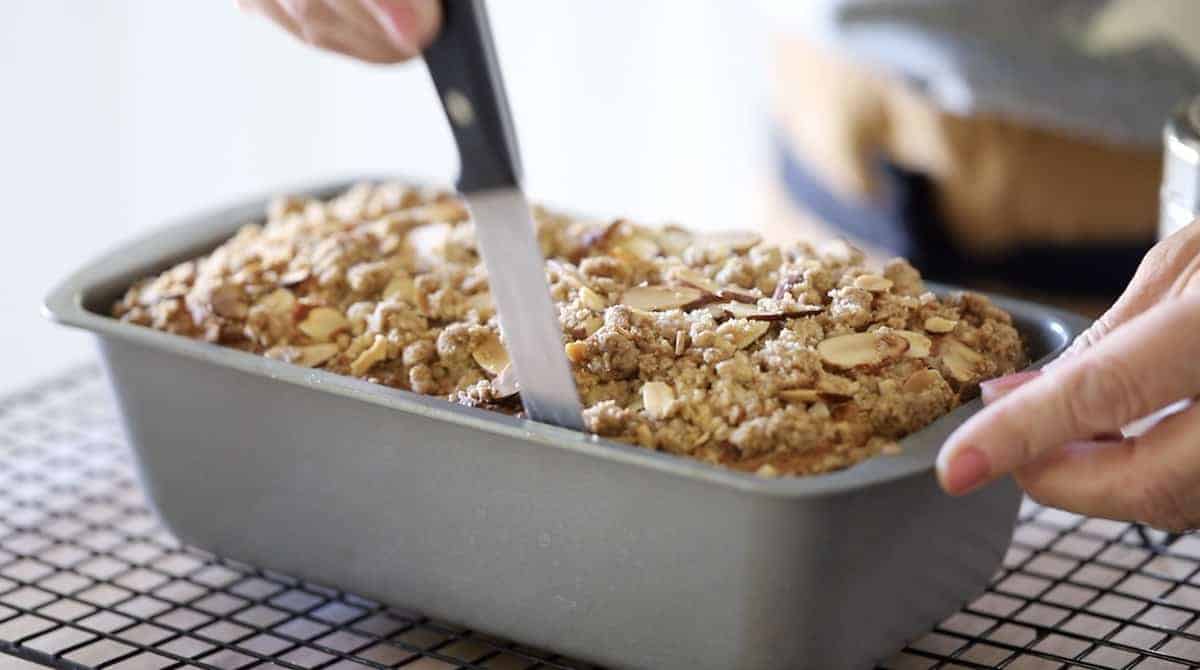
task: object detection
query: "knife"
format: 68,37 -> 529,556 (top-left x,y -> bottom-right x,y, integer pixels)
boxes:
423,0 -> 585,431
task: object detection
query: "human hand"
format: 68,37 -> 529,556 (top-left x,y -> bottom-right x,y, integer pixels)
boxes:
936,219 -> 1200,531
237,0 -> 441,64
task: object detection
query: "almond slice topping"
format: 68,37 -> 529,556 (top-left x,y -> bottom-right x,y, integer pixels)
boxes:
578,286 -> 608,312
817,376 -> 859,398
382,272 -> 415,303
266,343 -> 340,368
350,334 -> 389,376
718,286 -> 761,304
924,316 -> 958,334
779,388 -> 820,403
472,333 -> 511,376
465,291 -> 494,316
818,331 -> 909,369
895,330 -> 932,358
298,307 -> 350,342
699,230 -> 762,252
582,220 -> 623,250
672,267 -> 722,295
621,285 -> 703,311
547,259 -> 588,288
656,226 -> 693,256
853,274 -> 894,293
721,302 -> 767,319
618,235 -> 660,261
902,369 -> 944,393
278,269 -> 311,287
642,381 -> 676,420
731,320 -> 771,349
491,364 -> 520,398
940,337 -> 986,382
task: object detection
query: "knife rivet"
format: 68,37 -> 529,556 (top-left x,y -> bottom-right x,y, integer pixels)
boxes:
445,90 -> 475,127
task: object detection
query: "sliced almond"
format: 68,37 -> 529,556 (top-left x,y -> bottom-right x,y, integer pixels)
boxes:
717,302 -> 801,321
817,376 -> 859,398
298,307 -> 350,342
278,268 -> 311,287
674,331 -> 688,356
819,333 -> 879,368
656,226 -> 693,256
895,330 -> 933,358
672,267 -> 722,295
413,199 -> 469,223
210,285 -> 247,318
582,220 -> 622,249
924,316 -> 958,334
721,302 -> 767,319
818,331 -> 907,369
718,286 -> 761,304
350,334 -> 389,376
903,369 -> 944,394
772,271 -> 801,300
465,291 -> 494,316
382,272 -> 415,302
564,340 -> 590,364
781,304 -> 824,317
579,286 -> 607,312
940,337 -> 986,382
853,274 -> 894,293
472,333 -> 510,375
699,230 -> 761,252
877,331 -> 910,359
779,388 -> 820,403
642,381 -> 676,420
255,288 -> 296,314
621,285 -> 703,311
619,235 -> 660,261
547,259 -> 587,288
491,364 -> 519,398
265,343 -> 340,368
755,464 -> 781,478
731,320 -> 771,349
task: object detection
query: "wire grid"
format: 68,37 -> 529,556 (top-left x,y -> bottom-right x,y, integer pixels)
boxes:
0,369 -> 1197,670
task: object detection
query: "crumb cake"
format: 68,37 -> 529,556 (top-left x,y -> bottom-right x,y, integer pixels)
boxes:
113,182 -> 1025,477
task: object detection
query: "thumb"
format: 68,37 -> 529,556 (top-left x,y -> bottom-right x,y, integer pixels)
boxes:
364,0 -> 442,56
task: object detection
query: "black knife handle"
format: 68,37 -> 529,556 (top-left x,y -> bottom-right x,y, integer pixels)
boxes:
424,0 -> 523,193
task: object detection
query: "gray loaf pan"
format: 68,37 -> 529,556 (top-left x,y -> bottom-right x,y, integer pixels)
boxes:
45,179 -> 1091,670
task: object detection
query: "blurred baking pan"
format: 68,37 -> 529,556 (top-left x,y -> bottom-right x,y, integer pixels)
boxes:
45,179 -> 1091,670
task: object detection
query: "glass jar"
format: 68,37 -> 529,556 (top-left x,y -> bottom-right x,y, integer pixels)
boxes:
1161,96 -> 1200,240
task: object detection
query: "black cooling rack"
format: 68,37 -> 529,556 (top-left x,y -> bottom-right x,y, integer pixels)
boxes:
1,368 -> 1198,670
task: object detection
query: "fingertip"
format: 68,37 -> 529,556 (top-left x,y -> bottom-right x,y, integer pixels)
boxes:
369,0 -> 442,55
936,444 -> 992,496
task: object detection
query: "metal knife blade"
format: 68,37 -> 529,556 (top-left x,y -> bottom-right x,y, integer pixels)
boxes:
463,188 -> 585,430
423,0 -> 583,429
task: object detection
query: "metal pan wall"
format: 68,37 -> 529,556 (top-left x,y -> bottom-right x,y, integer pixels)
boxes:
44,180 -> 1092,669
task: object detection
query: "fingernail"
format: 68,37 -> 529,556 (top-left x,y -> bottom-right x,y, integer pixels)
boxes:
373,0 -> 439,53
980,370 -> 1041,404
938,445 -> 991,495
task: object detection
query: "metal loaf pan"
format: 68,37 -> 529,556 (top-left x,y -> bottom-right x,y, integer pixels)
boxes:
45,180 -> 1091,670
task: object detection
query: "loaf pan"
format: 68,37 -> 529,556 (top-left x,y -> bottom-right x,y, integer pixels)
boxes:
45,179 -> 1091,670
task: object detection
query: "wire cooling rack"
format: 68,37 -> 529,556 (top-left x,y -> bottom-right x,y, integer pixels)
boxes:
1,368 -> 1199,670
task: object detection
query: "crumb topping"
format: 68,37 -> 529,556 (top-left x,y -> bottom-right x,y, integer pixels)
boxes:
114,182 -> 1025,477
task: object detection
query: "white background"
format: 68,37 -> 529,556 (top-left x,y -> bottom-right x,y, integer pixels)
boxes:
2,1 -> 770,389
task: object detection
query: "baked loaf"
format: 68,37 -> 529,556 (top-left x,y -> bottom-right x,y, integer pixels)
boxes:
114,182 -> 1025,477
